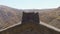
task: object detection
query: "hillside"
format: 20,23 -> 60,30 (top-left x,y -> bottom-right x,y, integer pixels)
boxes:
40,7 -> 60,29
0,5 -> 60,31
0,5 -> 22,29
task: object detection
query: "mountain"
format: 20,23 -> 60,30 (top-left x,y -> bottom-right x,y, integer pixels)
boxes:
0,5 -> 60,31
40,7 -> 60,29
0,5 -> 23,29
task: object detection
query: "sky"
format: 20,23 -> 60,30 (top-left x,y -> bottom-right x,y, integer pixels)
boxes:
0,0 -> 60,9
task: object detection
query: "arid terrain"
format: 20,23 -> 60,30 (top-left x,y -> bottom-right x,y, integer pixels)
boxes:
0,5 -> 60,33
40,7 -> 60,29
0,5 -> 22,29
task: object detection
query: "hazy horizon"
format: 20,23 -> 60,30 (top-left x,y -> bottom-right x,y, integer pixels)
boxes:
0,0 -> 60,9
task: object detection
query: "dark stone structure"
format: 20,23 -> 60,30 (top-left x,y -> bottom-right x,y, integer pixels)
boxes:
0,12 -> 60,34
22,12 -> 39,24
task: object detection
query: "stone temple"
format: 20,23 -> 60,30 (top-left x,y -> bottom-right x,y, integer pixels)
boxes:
0,12 -> 60,34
